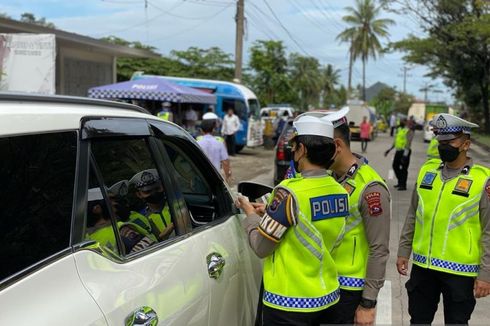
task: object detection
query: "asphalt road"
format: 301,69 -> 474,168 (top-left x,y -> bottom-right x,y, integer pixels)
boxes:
230,131 -> 490,325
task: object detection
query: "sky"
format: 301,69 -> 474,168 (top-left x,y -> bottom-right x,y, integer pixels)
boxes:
2,0 -> 451,103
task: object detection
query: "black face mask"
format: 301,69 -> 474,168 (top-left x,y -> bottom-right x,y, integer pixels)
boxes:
438,143 -> 461,162
145,191 -> 166,204
114,202 -> 131,222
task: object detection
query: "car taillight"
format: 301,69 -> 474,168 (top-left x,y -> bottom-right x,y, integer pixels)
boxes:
277,138 -> 285,161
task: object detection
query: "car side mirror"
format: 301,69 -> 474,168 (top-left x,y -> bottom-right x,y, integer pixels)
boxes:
237,181 -> 273,202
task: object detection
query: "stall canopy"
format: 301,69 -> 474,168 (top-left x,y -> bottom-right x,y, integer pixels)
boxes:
88,77 -> 216,104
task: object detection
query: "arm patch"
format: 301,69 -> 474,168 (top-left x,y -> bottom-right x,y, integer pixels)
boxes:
365,192 -> 383,216
258,187 -> 298,242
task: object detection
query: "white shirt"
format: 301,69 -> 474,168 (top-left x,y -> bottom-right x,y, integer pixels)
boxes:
197,134 -> 228,170
222,114 -> 240,135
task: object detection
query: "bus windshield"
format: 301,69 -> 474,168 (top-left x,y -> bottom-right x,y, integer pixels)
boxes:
248,99 -> 260,119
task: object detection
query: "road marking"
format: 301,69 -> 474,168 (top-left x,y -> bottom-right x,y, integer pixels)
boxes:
388,169 -> 394,180
376,280 -> 392,325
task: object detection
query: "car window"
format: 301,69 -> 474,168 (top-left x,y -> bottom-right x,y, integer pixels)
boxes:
88,137 -> 176,255
0,132 -> 76,282
159,139 -> 234,227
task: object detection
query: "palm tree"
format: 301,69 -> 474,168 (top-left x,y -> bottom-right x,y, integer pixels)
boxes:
322,64 -> 341,97
337,0 -> 394,101
336,28 -> 358,94
289,54 -> 322,111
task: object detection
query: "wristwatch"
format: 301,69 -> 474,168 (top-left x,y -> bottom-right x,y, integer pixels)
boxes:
359,297 -> 377,309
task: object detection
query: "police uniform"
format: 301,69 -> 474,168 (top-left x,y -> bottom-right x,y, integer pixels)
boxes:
157,101 -> 173,121
242,116 -> 349,326
318,109 -> 390,323
129,169 -> 174,241
398,113 -> 490,324
426,136 -> 440,160
392,123 -> 414,190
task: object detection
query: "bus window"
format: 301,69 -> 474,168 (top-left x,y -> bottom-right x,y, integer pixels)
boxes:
248,99 -> 260,119
222,99 -> 247,120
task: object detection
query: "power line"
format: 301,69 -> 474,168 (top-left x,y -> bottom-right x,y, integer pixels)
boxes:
246,6 -> 282,40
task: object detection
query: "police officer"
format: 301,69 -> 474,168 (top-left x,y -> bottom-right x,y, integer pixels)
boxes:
237,115 -> 349,326
129,169 -> 174,241
397,113 -> 490,325
318,108 -> 391,326
157,101 -> 173,121
384,118 -> 414,190
426,134 -> 440,160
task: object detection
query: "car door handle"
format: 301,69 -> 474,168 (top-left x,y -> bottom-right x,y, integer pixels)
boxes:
207,252 -> 226,279
125,306 -> 158,326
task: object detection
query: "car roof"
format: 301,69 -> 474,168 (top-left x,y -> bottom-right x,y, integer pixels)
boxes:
0,93 -> 163,136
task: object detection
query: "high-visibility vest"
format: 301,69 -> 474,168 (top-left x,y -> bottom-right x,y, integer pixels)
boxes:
86,224 -> 117,251
426,138 -> 440,159
157,110 -> 170,121
146,204 -> 172,236
331,163 -> 388,290
412,159 -> 490,277
395,127 -> 409,150
263,175 -> 348,312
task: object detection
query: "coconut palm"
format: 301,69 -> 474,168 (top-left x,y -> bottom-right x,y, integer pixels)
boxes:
289,53 -> 322,111
337,0 -> 394,101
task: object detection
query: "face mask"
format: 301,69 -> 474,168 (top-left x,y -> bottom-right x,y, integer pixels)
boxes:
146,191 -> 166,204
114,202 -> 131,221
438,143 -> 461,162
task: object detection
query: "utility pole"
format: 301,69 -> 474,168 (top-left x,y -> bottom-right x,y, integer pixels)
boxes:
419,82 -> 434,103
234,0 -> 245,83
398,66 -> 412,94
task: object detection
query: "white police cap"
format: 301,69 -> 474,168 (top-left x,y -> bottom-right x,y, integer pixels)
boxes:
162,101 -> 172,108
108,180 -> 129,197
429,113 -> 479,141
321,107 -> 350,128
129,169 -> 161,191
292,115 -> 334,139
202,112 -> 219,120
88,187 -> 104,202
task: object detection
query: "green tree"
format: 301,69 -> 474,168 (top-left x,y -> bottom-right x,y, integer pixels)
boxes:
389,0 -> 490,133
339,0 -> 394,101
248,40 -> 292,106
321,64 -> 342,107
289,53 -> 322,111
20,12 -> 56,28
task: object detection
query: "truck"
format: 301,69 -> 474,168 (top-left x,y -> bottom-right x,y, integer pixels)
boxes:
343,100 -> 378,140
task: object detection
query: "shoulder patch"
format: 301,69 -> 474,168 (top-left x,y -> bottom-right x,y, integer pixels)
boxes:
452,178 -> 472,197
420,172 -> 437,190
258,187 -> 298,242
365,192 -> 383,216
310,194 -> 348,221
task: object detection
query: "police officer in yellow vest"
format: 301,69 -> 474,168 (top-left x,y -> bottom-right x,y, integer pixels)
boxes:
157,101 -> 173,121
237,115 -> 349,326
384,118 -> 414,191
426,135 -> 440,160
397,113 -> 490,325
129,169 -> 174,242
318,108 -> 390,326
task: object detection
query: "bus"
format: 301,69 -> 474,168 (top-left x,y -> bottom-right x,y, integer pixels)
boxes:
133,75 -> 263,151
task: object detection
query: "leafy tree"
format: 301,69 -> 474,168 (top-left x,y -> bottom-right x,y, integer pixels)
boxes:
248,40 -> 292,106
289,53 -> 322,111
320,64 -> 342,108
20,12 -> 56,28
338,0 -> 394,100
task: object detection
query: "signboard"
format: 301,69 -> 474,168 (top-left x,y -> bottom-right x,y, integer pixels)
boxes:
0,34 -> 56,94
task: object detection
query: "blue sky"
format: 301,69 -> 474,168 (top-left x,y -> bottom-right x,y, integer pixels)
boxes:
2,0 -> 450,102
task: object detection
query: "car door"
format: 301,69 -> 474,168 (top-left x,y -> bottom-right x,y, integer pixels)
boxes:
150,121 -> 262,326
0,131 -> 106,326
71,117 -> 210,325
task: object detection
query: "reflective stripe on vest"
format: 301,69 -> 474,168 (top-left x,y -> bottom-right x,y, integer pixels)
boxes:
332,163 -> 387,290
413,160 -> 490,276
395,127 -> 409,150
262,175 -> 347,312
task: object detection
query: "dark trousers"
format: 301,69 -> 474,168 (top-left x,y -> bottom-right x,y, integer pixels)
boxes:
406,265 -> 476,325
390,126 -> 396,137
225,134 -> 236,155
262,304 -> 331,326
361,138 -> 368,152
393,149 -> 411,187
320,289 -> 362,324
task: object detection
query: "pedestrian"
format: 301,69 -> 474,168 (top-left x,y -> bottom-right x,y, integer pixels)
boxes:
237,115 -> 349,326
397,113 -> 490,325
221,107 -> 240,156
384,118 -> 413,191
389,112 -> 397,137
360,116 -> 371,153
197,115 -> 232,184
319,108 -> 391,326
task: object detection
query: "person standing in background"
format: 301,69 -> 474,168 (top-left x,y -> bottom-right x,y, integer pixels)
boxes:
389,112 -> 397,137
222,108 -> 240,156
360,116 -> 371,153
384,118 -> 414,191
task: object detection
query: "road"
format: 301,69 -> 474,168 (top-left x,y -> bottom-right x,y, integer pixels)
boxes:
230,131 -> 490,325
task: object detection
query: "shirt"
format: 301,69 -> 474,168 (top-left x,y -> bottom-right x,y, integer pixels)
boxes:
360,122 -> 371,139
222,114 -> 240,136
197,134 -> 228,171
398,158 -> 490,282
390,114 -> 397,127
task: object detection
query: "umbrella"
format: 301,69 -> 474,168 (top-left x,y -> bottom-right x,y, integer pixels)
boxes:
88,77 -> 216,104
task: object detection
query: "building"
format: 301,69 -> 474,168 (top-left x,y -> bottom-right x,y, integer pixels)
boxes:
0,17 -> 159,96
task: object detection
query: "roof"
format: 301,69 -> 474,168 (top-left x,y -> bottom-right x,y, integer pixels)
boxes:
0,17 -> 159,58
0,93 -> 163,136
